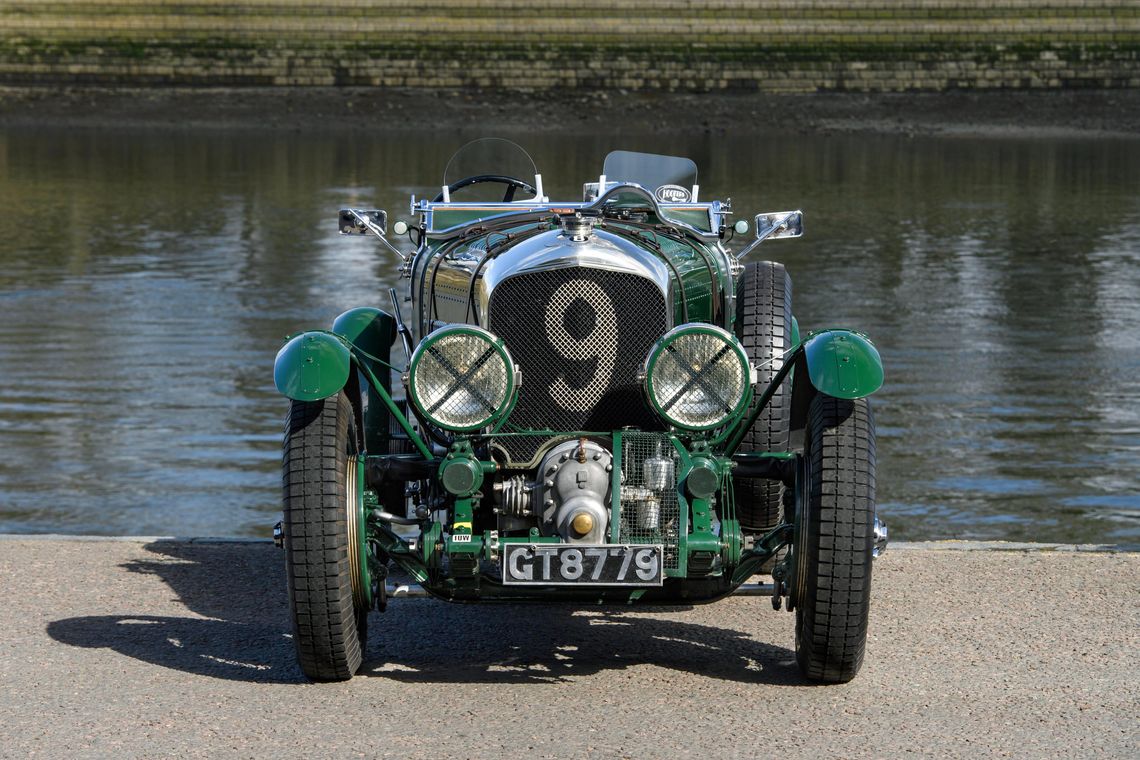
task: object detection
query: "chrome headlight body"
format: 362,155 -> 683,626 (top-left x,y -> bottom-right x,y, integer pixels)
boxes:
407,325 -> 516,432
643,324 -> 752,431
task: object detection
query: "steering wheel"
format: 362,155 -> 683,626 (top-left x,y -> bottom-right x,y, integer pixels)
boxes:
433,174 -> 538,203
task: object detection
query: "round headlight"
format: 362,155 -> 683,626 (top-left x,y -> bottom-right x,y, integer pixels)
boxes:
407,325 -> 516,432
643,324 -> 751,431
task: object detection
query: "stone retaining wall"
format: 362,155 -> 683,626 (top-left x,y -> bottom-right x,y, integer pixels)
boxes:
1,1 -> 1137,91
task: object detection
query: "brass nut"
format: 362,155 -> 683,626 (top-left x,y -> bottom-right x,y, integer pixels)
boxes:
571,512 -> 594,536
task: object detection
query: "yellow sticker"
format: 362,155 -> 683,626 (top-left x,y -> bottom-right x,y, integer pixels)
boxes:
453,521 -> 472,532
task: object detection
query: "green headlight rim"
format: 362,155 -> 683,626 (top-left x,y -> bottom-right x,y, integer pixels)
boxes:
644,324 -> 753,432
407,325 -> 516,433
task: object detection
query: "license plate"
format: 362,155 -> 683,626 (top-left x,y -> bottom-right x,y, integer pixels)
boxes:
501,544 -> 664,586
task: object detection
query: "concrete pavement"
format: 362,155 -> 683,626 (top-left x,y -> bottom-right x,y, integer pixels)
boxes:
0,537 -> 1136,758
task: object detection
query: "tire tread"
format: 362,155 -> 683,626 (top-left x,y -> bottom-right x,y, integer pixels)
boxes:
796,395 -> 875,683
733,261 -> 793,531
283,393 -> 366,682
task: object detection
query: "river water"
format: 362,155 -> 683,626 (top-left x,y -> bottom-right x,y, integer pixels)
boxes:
0,128 -> 1137,542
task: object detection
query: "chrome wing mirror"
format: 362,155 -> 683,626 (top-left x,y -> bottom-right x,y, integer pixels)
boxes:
338,208 -> 409,266
339,208 -> 387,236
735,210 -> 803,262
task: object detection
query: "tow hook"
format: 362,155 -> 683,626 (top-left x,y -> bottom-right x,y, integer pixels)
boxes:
873,516 -> 889,557
272,520 -> 284,549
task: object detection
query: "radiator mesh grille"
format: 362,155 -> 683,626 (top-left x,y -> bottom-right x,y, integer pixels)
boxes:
620,432 -> 681,570
488,267 -> 666,464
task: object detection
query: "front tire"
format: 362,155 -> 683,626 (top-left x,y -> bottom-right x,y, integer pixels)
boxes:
733,261 -> 793,533
794,394 -> 876,683
282,391 -> 369,682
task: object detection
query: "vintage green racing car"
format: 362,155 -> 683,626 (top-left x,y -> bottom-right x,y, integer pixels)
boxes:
272,139 -> 887,683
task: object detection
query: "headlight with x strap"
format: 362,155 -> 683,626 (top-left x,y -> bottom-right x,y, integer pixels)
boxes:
642,324 -> 752,431
407,325 -> 517,432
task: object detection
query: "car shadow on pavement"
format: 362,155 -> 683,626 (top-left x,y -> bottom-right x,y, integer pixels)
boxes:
47,541 -> 806,685
360,600 -> 805,685
47,540 -> 301,684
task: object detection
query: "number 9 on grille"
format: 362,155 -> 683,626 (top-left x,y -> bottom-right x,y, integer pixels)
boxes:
642,324 -> 752,431
407,325 -> 517,432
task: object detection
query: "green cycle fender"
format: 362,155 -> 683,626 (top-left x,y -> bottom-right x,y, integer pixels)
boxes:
801,329 -> 883,399
332,307 -> 397,453
273,332 -> 353,402
331,307 -> 396,359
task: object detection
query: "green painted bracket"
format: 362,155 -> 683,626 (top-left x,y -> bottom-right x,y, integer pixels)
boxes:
801,329 -> 884,400
446,495 -> 481,554
273,331 -> 352,401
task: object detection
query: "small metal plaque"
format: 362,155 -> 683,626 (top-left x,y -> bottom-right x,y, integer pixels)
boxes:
654,184 -> 691,203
